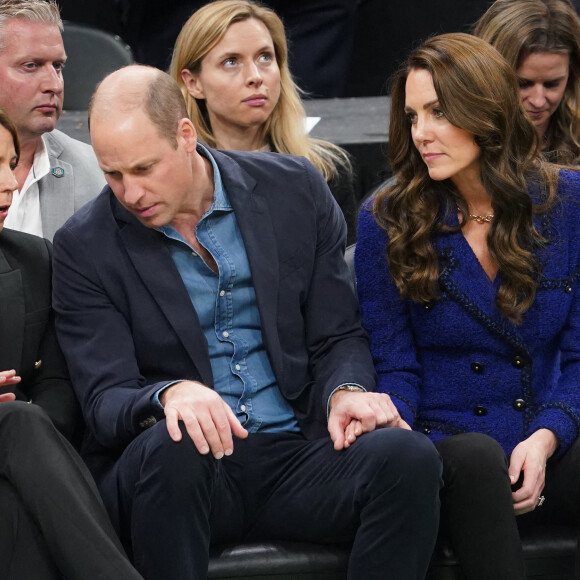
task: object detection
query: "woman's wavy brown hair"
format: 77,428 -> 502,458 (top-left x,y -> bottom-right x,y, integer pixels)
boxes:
474,0 -> 580,164
374,33 -> 559,324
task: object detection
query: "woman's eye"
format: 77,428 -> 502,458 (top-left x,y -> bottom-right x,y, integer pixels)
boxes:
405,112 -> 417,124
433,108 -> 445,119
223,57 -> 237,67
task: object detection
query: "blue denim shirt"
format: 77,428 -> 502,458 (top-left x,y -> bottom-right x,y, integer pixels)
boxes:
156,145 -> 299,433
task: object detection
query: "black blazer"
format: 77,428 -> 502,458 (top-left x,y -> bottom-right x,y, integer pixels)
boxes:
0,228 -> 78,441
52,148 -> 376,480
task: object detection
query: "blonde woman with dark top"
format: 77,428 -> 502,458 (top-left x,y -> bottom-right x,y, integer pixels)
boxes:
170,0 -> 358,243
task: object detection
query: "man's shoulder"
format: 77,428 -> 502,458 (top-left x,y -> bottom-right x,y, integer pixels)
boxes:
58,187 -> 114,236
213,147 -> 317,180
44,129 -> 95,159
43,129 -> 103,179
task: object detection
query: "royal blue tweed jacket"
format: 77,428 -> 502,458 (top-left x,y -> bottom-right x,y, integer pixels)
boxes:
355,169 -> 580,456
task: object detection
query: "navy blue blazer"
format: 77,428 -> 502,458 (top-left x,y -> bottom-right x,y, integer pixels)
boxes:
355,169 -> 580,457
52,147 -> 375,480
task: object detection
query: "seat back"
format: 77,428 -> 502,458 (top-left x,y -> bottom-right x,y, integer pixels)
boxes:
62,22 -> 133,110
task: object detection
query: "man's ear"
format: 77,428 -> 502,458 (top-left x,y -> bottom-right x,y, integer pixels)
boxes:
181,69 -> 205,99
177,118 -> 198,152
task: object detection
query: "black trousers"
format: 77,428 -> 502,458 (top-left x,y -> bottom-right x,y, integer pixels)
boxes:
435,433 -> 580,580
101,424 -> 443,580
0,401 -> 143,580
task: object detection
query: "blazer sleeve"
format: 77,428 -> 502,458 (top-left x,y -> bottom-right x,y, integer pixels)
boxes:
527,279 -> 580,454
299,161 -> 376,417
525,172 -> 580,453
52,226 -> 171,450
354,203 -> 422,426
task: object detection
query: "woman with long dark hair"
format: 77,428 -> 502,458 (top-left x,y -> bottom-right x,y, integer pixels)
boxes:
355,33 -> 580,578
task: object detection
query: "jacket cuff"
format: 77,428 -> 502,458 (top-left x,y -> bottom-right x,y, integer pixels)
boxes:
527,407 -> 580,456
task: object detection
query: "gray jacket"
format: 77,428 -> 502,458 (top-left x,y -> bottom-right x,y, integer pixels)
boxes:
40,129 -> 105,240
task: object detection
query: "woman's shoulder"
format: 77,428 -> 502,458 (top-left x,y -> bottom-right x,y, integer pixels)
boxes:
556,168 -> 580,198
0,229 -> 51,260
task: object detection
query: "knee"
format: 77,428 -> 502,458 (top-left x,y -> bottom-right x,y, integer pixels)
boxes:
132,421 -> 218,491
436,433 -> 508,483
0,402 -> 52,434
354,429 -> 442,490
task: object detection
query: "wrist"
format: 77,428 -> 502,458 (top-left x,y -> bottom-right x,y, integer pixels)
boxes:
532,428 -> 558,458
329,384 -> 365,411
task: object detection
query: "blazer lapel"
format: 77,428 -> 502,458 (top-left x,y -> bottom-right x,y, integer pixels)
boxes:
214,152 -> 283,372
116,208 -> 214,386
435,232 -> 528,353
0,247 -> 24,372
40,158 -> 75,241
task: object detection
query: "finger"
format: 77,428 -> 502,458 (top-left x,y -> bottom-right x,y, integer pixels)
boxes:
225,405 -> 248,443
2,377 -> 21,385
195,405 -> 229,459
328,415 -> 347,450
164,406 -> 184,442
511,467 -> 544,505
514,487 -> 545,515
343,420 -> 359,447
398,418 -> 412,430
508,451 -> 524,486
358,407 -> 378,434
0,393 -> 16,403
513,499 -> 537,516
366,400 -> 393,429
367,393 -> 404,428
180,410 -> 215,456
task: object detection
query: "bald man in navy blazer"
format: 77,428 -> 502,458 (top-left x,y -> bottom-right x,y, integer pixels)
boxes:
53,65 -> 442,580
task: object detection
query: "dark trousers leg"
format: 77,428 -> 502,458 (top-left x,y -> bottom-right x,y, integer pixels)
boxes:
0,401 -> 142,580
239,429 -> 442,580
0,478 -> 61,580
103,421 -> 244,580
435,433 -> 525,580
107,424 -> 442,580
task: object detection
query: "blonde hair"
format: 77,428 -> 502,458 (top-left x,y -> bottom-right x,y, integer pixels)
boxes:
474,0 -> 580,164
0,0 -> 62,51
169,0 -> 348,180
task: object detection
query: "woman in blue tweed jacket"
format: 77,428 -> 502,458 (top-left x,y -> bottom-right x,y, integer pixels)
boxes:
355,33 -> 580,579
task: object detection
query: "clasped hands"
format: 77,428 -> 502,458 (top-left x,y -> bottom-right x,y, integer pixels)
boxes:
161,381 -> 409,458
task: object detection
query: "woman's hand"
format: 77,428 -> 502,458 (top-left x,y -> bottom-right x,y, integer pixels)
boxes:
0,370 -> 20,403
509,428 -> 558,515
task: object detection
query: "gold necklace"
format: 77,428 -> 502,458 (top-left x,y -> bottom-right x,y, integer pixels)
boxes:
457,204 -> 494,224
467,212 -> 494,224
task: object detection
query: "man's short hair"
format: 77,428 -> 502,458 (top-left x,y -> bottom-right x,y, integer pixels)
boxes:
0,0 -> 62,51
143,70 -> 189,148
89,67 -> 189,149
